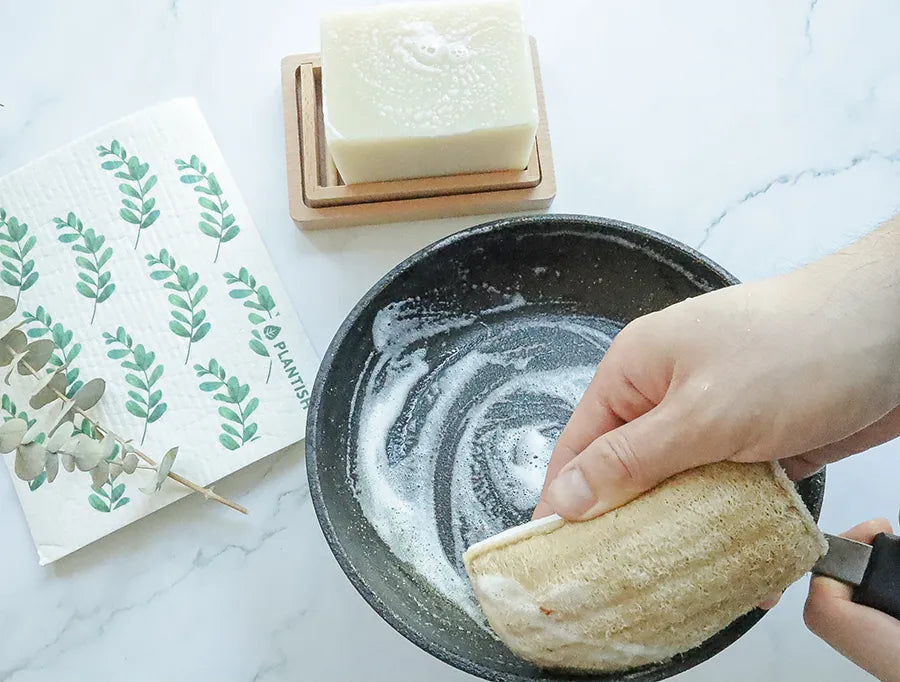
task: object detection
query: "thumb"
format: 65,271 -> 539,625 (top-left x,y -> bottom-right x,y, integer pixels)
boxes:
545,405 -> 706,520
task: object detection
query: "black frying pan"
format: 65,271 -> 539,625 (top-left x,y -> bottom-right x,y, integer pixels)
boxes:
306,214 -> 825,682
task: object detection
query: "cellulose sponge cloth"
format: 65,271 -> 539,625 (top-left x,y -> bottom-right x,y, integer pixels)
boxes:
463,461 -> 827,672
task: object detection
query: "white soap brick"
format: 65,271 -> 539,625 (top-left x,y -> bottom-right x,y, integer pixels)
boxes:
321,0 -> 538,183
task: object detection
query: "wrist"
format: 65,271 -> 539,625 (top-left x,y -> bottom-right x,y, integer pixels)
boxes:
803,218 -> 900,402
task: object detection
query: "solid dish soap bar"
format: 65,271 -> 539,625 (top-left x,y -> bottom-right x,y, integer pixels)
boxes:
320,0 -> 538,184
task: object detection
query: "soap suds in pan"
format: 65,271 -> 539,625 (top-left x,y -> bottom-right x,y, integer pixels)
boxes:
350,295 -> 619,623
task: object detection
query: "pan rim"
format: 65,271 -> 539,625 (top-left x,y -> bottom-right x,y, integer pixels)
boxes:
305,213 -> 823,682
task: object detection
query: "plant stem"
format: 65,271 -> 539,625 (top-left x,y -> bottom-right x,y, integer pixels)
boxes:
12,237 -> 23,307
133,175 -> 145,250
161,260 -> 197,365
27,314 -> 74,394
263,308 -> 275,385
138,360 -> 152,445
0,218 -> 23,306
204,170 -> 228,264
236,390 -> 249,446
240,281 -> 276,384
88,234 -> 101,325
214,186 -> 226,264
102,478 -> 114,511
16,356 -> 248,514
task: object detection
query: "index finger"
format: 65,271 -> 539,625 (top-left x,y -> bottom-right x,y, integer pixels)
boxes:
532,350 -> 659,518
531,370 -> 623,519
810,517 -> 895,601
804,518 -> 900,681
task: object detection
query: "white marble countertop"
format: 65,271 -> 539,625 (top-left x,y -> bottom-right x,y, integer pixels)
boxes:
1,1 -> 898,680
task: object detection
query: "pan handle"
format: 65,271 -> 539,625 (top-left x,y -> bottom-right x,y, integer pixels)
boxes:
852,532 -> 900,620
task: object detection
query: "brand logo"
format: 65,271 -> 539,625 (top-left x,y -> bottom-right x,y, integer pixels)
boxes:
274,340 -> 310,408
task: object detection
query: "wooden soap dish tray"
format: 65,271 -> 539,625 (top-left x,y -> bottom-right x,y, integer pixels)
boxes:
281,38 -> 555,230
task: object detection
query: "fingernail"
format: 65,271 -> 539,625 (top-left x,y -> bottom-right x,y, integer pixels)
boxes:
547,467 -> 595,519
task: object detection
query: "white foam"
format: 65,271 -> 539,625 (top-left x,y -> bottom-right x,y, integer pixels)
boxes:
351,297 -> 616,624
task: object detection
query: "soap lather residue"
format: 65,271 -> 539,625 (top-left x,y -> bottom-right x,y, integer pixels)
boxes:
350,295 -> 619,623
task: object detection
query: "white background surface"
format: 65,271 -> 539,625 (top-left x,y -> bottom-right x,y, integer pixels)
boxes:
1,1 -> 898,680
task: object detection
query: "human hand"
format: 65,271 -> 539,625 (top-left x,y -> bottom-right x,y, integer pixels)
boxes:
804,518 -> 900,682
534,223 -> 900,521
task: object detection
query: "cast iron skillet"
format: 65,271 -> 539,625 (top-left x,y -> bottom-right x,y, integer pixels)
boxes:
306,214 -> 826,682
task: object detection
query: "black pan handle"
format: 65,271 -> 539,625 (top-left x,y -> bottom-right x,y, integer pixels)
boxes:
853,532 -> 900,620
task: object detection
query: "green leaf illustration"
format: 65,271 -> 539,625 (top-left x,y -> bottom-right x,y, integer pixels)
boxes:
175,155 -> 240,263
75,419 -> 130,513
89,494 -> 110,512
0,208 -> 39,306
16,313 -> 126,511
144,249 -> 211,364
223,267 -> 280,383
2,391 -> 126,509
0,394 -> 44,491
194,359 -> 260,450
22,306 -> 83,397
102,326 -> 168,444
97,140 -> 160,249
53,212 -> 116,324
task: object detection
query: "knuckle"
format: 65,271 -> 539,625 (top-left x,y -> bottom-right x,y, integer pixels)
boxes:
611,370 -> 655,421
604,316 -> 651,364
599,430 -> 648,490
675,378 -> 759,456
615,315 -> 652,347
585,380 -> 609,415
802,594 -> 825,634
802,585 -> 833,637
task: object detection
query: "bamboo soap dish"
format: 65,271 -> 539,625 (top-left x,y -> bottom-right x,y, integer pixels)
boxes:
280,38 -> 555,230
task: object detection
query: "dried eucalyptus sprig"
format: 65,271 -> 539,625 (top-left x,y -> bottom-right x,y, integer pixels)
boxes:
0,296 -> 247,514
0,394 -> 44,490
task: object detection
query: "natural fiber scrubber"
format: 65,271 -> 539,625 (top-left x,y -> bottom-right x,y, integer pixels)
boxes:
463,461 -> 827,672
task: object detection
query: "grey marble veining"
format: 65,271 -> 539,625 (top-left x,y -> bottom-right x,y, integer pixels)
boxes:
1,1 -> 899,680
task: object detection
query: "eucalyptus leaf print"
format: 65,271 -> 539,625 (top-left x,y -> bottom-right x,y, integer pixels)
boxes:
0,394 -> 44,491
22,306 -> 83,397
17,308 -> 133,510
102,326 -> 167,445
194,358 -> 260,451
78,419 -> 130,513
223,267 -> 278,383
175,155 -> 240,262
0,208 -> 38,305
97,140 -> 159,248
53,212 -> 115,323
145,249 -> 211,364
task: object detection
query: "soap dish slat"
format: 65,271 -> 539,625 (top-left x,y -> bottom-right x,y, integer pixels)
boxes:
281,37 -> 556,230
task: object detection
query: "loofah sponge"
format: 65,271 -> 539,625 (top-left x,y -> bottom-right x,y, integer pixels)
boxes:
463,461 -> 827,672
